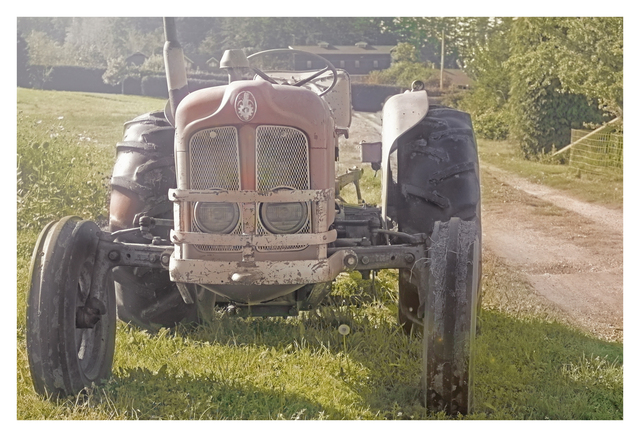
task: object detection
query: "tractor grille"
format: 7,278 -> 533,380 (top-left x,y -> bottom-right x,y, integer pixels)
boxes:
189,127 -> 242,252
188,125 -> 311,252
256,126 -> 310,251
189,127 -> 240,190
256,126 -> 310,191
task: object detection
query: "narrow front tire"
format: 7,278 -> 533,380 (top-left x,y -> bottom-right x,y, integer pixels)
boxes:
422,217 -> 480,415
26,216 -> 116,398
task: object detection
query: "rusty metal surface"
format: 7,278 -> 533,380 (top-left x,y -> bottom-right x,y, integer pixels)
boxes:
87,235 -> 173,311
168,249 -> 353,285
170,188 -> 334,259
328,244 -> 426,271
170,229 -> 336,246
169,187 -> 332,204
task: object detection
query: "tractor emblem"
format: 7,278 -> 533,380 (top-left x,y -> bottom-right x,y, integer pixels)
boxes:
235,91 -> 257,122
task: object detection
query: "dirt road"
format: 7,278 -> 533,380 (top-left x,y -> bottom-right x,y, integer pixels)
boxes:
342,112 -> 623,342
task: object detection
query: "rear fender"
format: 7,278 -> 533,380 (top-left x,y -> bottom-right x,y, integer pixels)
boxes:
380,90 -> 430,224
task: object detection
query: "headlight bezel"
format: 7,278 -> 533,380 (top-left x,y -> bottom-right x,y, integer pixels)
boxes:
258,187 -> 310,235
193,199 -> 241,234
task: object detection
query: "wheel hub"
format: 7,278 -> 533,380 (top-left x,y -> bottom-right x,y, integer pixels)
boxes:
76,297 -> 106,329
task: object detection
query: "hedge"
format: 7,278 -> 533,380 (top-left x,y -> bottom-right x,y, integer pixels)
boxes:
20,66 -> 402,114
508,76 -> 605,155
26,65 -> 120,94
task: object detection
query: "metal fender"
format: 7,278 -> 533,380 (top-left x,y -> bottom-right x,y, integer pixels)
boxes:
380,90 -> 430,223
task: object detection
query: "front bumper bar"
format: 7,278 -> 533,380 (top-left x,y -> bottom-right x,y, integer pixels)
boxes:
168,249 -> 353,285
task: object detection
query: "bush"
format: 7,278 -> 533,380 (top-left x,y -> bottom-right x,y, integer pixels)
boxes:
141,75 -> 169,98
366,61 -> 439,89
17,32 -> 30,87
473,110 -> 509,141
122,76 -> 142,95
188,78 -> 228,92
508,77 -> 605,156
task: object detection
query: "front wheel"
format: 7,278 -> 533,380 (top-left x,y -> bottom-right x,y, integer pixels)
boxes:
422,217 -> 480,415
26,216 -> 116,397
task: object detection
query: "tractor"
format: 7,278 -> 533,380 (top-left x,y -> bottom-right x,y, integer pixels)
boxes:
26,17 -> 481,415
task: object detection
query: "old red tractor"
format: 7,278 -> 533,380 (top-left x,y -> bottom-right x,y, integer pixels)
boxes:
27,18 -> 481,414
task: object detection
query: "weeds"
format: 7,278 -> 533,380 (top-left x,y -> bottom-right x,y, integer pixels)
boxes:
17,113 -> 112,231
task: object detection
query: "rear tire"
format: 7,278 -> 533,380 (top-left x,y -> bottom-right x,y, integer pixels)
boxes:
26,217 -> 116,397
394,105 -> 481,336
109,111 -> 198,331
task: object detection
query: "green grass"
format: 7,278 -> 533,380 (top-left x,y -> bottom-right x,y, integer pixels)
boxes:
17,88 -> 166,146
15,89 -> 623,420
477,139 -> 623,208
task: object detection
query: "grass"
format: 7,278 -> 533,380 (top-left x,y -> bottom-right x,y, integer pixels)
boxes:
477,139 -> 623,208
15,89 -> 623,420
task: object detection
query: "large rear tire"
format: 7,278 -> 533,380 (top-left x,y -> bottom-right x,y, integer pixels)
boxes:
109,111 -> 198,331
422,217 -> 480,415
26,217 -> 116,397
393,105 -> 481,336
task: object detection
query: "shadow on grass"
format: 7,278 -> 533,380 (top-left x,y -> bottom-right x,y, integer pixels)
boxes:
102,367 -> 342,420
472,310 -> 622,420
106,304 -> 622,420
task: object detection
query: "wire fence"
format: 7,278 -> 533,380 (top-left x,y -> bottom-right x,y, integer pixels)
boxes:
568,128 -> 623,174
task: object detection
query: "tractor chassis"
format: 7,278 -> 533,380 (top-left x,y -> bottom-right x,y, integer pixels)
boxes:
85,219 -> 429,324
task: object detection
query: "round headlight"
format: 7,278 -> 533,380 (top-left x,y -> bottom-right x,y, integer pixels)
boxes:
194,201 -> 240,234
260,201 -> 308,234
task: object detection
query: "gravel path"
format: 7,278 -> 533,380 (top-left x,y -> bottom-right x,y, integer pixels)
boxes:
342,111 -> 623,342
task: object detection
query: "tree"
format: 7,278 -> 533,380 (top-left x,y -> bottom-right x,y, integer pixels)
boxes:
367,42 -> 440,89
199,17 -> 396,56
17,32 -> 30,87
24,30 -> 70,66
391,42 -> 419,63
63,17 -> 115,66
552,17 -> 623,118
507,17 -> 607,154
17,17 -> 71,43
457,17 -> 621,153
458,19 -> 513,140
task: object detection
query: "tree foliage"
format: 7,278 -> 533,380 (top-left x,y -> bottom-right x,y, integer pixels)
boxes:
551,18 -> 623,117
506,18 -> 613,154
457,19 -> 512,140
18,17 -> 399,68
459,17 -> 621,154
17,17 -> 623,156
17,32 -> 30,87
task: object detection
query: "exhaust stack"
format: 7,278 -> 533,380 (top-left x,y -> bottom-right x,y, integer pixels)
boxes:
163,17 -> 189,123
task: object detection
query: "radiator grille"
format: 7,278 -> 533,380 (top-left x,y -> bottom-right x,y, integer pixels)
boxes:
189,127 -> 240,190
256,126 -> 310,191
189,127 -> 241,252
256,126 -> 311,251
187,125 -> 312,253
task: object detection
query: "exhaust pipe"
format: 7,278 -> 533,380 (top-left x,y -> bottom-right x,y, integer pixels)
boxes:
163,17 -> 189,123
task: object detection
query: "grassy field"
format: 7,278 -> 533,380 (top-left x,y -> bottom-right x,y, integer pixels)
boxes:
15,88 -> 623,420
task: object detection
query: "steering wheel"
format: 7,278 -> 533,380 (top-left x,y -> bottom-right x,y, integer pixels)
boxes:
247,49 -> 338,97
